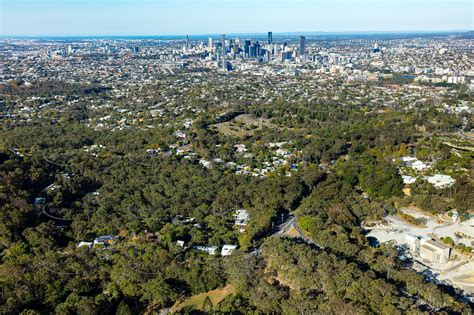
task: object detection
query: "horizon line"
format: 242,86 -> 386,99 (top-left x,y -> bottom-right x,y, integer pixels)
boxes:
1,30 -> 472,38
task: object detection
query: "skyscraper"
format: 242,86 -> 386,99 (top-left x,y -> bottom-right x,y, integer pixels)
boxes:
244,40 -> 251,57
249,44 -> 257,58
268,32 -> 273,45
229,38 -> 237,55
281,51 -> 293,61
221,34 -> 226,70
186,35 -> 190,51
299,36 -> 306,57
208,37 -> 213,51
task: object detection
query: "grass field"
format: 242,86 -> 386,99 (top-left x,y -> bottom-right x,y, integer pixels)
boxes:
170,284 -> 234,313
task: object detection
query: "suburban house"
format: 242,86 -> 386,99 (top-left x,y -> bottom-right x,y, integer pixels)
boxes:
175,130 -> 186,138
402,175 -> 417,185
221,245 -> 238,256
401,157 -> 429,171
194,245 -> 218,255
425,174 -> 456,189
199,159 -> 212,168
234,144 -> 248,153
77,241 -> 93,249
401,156 -> 417,163
93,235 -> 119,247
172,215 -> 195,225
234,209 -> 250,232
411,160 -> 428,171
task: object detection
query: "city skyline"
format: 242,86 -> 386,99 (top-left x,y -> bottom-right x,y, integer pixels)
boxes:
1,0 -> 472,36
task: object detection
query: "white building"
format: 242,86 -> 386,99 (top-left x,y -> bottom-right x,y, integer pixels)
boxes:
402,175 -> 417,185
93,235 -> 118,246
77,241 -> 93,249
175,130 -> 186,138
405,234 -> 421,253
234,209 -> 249,232
419,239 -> 451,264
406,235 -> 451,264
194,246 -> 218,255
221,245 -> 238,256
234,144 -> 248,153
401,156 -> 417,163
401,157 -> 428,171
411,160 -> 428,171
425,174 -> 456,189
199,159 -> 212,169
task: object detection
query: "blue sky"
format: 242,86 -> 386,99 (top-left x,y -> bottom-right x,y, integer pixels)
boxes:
1,0 -> 472,36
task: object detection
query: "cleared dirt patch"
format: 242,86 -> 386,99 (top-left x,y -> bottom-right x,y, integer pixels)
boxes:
170,284 -> 234,313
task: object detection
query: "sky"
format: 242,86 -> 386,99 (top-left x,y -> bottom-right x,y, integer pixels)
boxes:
1,0 -> 473,36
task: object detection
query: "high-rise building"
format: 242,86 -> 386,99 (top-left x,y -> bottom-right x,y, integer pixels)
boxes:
244,40 -> 251,57
299,36 -> 306,57
249,44 -> 257,58
221,34 -> 226,70
208,37 -> 213,50
282,51 -> 293,61
249,42 -> 261,58
186,35 -> 190,51
229,39 -> 238,55
268,32 -> 273,45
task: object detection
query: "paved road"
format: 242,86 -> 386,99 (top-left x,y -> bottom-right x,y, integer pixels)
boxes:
36,182 -> 73,222
274,216 -> 296,236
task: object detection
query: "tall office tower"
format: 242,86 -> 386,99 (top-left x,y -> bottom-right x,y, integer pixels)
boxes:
299,36 -> 306,57
246,42 -> 262,58
249,44 -> 257,58
229,39 -> 237,55
244,40 -> 251,57
255,41 -> 261,57
281,51 -> 293,61
221,34 -> 226,70
268,32 -> 273,45
186,35 -> 190,51
208,37 -> 213,50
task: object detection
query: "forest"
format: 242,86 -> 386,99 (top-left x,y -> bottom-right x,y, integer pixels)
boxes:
1,78 -> 473,314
